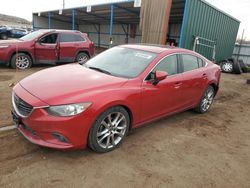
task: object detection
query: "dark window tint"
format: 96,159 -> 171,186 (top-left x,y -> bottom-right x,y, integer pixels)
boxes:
60,33 -> 85,42
182,54 -> 199,72
146,55 -> 178,80
40,33 -> 58,44
198,58 -> 205,68
74,34 -> 86,42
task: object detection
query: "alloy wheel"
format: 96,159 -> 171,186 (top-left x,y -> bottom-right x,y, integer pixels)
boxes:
221,62 -> 233,73
15,55 -> 30,69
201,88 -> 214,112
78,55 -> 89,64
97,112 -> 127,149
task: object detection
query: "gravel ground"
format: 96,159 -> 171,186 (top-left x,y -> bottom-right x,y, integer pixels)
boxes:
0,65 -> 249,188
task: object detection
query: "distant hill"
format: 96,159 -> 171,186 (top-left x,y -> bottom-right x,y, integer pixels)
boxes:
0,13 -> 31,28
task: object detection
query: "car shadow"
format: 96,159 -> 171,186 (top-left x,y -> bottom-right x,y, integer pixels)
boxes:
34,110 -> 200,158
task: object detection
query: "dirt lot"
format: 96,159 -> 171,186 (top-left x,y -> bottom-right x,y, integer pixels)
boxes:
0,65 -> 250,188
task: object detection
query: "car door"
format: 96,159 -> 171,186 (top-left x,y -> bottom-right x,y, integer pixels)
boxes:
58,33 -> 82,63
141,54 -> 186,122
180,54 -> 208,106
35,33 -> 59,64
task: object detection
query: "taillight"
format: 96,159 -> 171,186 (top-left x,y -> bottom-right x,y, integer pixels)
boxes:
88,41 -> 95,56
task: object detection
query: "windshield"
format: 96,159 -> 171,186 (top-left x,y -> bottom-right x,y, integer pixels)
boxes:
20,30 -> 47,41
85,47 -> 157,78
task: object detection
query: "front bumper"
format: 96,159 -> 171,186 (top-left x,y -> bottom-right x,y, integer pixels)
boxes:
18,123 -> 74,149
12,84 -> 95,150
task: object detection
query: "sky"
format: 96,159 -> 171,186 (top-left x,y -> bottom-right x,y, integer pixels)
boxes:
0,0 -> 249,40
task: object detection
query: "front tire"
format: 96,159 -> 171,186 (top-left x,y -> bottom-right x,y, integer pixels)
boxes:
88,106 -> 130,153
10,53 -> 32,69
195,86 -> 215,114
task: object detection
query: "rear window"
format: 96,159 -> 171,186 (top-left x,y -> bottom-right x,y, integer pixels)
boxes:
60,33 -> 86,42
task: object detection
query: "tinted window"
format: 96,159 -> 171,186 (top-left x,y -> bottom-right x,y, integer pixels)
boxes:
40,33 -> 58,44
198,58 -> 205,68
182,54 -> 199,72
85,47 -> 157,78
74,34 -> 86,42
154,55 -> 178,75
60,33 -> 85,42
146,55 -> 178,80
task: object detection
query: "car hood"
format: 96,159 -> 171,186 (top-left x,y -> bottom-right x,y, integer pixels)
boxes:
19,64 -> 128,105
0,39 -> 27,46
0,39 -> 21,45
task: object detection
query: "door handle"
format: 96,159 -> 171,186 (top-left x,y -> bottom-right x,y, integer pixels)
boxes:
202,73 -> 207,79
174,82 -> 182,89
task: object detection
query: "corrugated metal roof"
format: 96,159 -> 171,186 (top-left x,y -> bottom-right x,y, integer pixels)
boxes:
33,0 -> 140,25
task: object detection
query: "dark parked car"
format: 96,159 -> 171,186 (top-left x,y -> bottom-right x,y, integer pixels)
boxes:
12,44 -> 221,152
0,29 -> 95,69
0,26 -> 28,40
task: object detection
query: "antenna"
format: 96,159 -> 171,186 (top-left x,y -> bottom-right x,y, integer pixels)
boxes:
63,0 -> 65,9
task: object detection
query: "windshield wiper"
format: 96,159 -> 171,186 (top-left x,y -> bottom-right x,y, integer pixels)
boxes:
88,66 -> 112,75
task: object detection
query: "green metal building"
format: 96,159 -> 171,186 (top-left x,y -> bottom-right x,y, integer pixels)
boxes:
33,0 -> 240,61
178,0 -> 240,61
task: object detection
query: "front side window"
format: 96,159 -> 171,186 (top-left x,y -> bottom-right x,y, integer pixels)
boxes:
85,47 -> 157,78
40,33 -> 58,44
146,55 -> 178,80
182,54 -> 199,72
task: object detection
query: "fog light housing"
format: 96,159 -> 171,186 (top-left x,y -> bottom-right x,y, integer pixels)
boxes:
52,133 -> 69,143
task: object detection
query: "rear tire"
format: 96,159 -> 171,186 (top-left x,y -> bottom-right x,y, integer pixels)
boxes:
76,52 -> 89,65
0,33 -> 8,40
10,53 -> 32,69
228,58 -> 242,74
238,59 -> 248,73
88,106 -> 130,153
194,86 -> 215,114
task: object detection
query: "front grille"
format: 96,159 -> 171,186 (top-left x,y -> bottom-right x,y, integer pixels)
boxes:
13,93 -> 33,117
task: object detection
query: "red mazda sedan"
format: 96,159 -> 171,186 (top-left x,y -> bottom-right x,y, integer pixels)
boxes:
12,44 -> 221,152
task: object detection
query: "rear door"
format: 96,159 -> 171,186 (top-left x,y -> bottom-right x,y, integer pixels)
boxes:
180,54 -> 208,106
35,33 -> 59,64
58,33 -> 86,63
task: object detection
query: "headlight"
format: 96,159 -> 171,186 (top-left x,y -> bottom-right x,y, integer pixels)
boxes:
0,45 -> 9,48
46,103 -> 92,117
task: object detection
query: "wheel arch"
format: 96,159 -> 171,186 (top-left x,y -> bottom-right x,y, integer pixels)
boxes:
95,102 -> 134,131
75,50 -> 90,60
209,82 -> 219,96
10,51 -> 34,65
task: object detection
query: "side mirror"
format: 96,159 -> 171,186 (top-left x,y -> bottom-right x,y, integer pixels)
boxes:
152,71 -> 168,85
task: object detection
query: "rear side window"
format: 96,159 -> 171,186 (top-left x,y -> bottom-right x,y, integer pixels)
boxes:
60,33 -> 86,42
198,58 -> 205,68
74,34 -> 86,42
182,54 -> 199,72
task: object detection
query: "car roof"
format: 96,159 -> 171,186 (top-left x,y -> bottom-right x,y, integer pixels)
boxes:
119,44 -> 193,54
38,29 -> 84,34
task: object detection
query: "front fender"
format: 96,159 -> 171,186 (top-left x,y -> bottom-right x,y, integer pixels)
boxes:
87,87 -> 142,127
